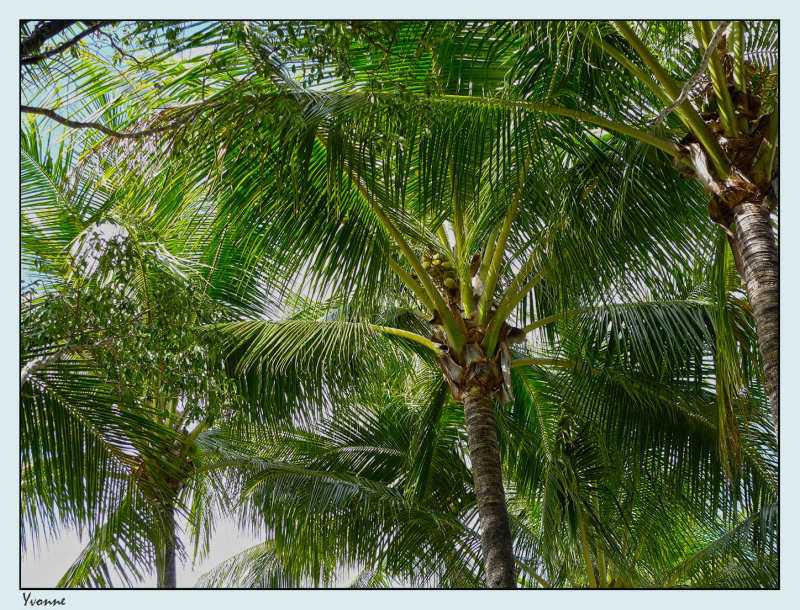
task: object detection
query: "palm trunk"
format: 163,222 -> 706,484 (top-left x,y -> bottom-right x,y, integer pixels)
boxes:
462,389 -> 517,588
157,501 -> 177,589
734,202 -> 779,440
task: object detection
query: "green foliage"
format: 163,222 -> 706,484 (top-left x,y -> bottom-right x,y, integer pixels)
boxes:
21,126 -> 250,586
21,20 -> 777,588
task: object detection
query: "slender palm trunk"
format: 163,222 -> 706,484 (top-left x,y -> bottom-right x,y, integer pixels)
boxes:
462,389 -> 517,588
734,202 -> 779,440
157,501 -> 177,589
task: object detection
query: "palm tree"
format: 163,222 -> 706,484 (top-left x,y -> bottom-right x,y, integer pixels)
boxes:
194,369 -> 484,588
435,20 -> 780,437
189,282 -> 776,588
20,20 -> 777,587
20,123 -> 265,588
191,274 -> 776,588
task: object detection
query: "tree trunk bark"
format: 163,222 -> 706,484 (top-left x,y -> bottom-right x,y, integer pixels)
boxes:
734,202 -> 779,440
20,20 -> 77,58
462,389 -> 517,588
157,502 -> 177,589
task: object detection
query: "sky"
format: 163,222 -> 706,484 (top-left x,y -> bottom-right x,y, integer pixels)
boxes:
21,514 -> 265,588
7,2 -> 800,609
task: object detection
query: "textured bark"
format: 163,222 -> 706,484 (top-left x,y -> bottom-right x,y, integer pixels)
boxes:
21,21 -> 114,66
734,202 -> 779,440
462,389 -> 517,588
20,20 -> 77,58
158,502 -> 177,589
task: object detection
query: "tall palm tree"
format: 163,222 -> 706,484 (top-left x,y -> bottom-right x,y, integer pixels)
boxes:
194,368 -> 483,588
191,273 -> 776,588
436,20 -> 780,437
20,123 -> 264,588
20,20 -> 776,587
188,278 -> 776,588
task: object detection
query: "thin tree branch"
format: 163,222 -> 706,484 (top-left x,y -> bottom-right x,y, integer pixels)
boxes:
752,108 -> 779,184
21,21 -> 116,66
650,21 -> 730,132
21,104 -> 203,140
20,20 -> 77,58
478,226 -> 499,288
102,30 -> 144,66
481,224 -> 565,355
448,155 -> 476,316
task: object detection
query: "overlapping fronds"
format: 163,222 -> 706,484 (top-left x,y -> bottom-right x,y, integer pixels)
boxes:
21,20 -> 777,588
192,390 -> 481,587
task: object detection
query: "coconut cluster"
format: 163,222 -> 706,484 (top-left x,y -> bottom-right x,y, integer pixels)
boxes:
421,251 -> 458,292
